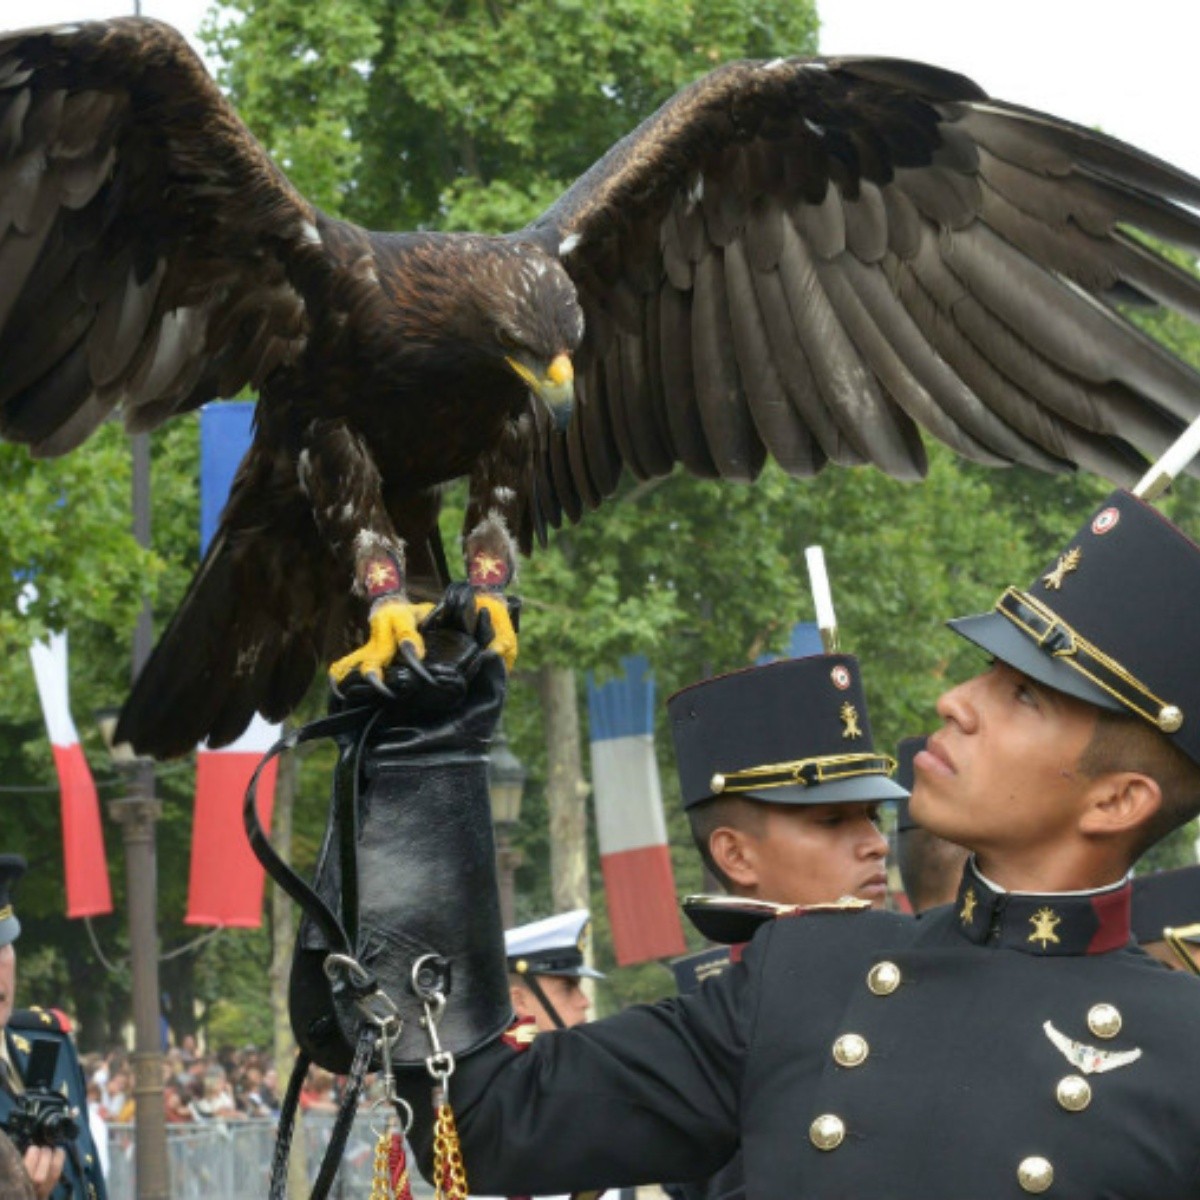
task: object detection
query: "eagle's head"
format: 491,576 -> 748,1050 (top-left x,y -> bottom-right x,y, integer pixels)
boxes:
481,239 -> 584,427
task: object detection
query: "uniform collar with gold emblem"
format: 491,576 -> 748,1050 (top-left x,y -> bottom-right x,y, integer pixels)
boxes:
952,859 -> 1132,956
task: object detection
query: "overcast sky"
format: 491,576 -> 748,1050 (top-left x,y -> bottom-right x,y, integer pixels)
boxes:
10,0 -> 1200,180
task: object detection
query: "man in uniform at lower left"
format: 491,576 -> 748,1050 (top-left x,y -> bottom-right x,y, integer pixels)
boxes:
0,855 -> 107,1200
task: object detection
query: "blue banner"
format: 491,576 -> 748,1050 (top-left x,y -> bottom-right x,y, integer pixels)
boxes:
199,402 -> 256,555
587,655 -> 655,741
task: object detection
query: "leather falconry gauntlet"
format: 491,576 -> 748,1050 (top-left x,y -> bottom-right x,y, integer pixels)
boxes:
287,584 -> 516,1071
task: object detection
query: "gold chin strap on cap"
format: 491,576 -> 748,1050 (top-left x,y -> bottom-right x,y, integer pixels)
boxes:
710,753 -> 897,795
994,588 -> 1183,734
1165,923 -> 1200,975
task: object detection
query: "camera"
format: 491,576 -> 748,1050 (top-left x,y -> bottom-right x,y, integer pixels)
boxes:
1,1040 -> 82,1151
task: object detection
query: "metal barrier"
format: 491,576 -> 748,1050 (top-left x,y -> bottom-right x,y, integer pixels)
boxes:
104,1116 -> 434,1200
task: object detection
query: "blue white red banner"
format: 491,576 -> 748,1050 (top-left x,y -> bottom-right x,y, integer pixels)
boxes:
587,656 -> 685,965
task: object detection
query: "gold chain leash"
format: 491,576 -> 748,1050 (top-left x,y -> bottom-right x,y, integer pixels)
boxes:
368,1121 -> 415,1200
369,1127 -> 394,1200
433,1089 -> 469,1200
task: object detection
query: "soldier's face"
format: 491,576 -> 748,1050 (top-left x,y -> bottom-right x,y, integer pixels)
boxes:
725,803 -> 889,908
911,661 -> 1098,877
0,943 -> 14,1029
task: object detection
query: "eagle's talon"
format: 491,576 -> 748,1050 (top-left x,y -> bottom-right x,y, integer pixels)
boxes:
365,671 -> 395,699
398,641 -> 436,686
328,598 -> 435,687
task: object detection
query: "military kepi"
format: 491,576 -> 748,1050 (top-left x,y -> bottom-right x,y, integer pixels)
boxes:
505,909 -> 604,979
950,490 -> 1200,765
668,655 -> 906,808
0,854 -> 25,948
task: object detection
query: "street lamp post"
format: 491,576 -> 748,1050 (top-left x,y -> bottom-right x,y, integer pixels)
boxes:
488,724 -> 527,929
96,711 -> 170,1200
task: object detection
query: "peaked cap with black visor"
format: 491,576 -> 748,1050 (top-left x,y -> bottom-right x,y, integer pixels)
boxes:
671,655 -> 906,944
505,910 -> 603,1031
949,490 -> 1200,766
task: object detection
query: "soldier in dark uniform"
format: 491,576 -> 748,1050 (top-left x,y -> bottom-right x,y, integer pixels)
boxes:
892,736 -> 967,913
395,489 -> 1200,1199
665,655 -> 906,1200
0,856 -> 107,1200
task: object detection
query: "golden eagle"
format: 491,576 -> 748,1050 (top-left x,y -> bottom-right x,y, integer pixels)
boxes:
4,18 -> 1200,757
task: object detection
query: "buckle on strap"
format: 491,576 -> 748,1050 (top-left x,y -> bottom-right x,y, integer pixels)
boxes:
710,752 -> 897,795
994,588 -> 1183,734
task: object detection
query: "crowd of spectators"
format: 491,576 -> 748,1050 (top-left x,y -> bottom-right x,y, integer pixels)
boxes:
81,1039 -> 346,1126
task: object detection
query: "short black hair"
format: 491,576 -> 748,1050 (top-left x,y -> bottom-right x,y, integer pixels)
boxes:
687,795 -> 769,891
1078,709 -> 1200,861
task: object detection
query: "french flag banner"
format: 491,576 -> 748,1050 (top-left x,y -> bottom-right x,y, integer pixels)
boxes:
27,631 -> 113,917
187,715 -> 279,926
587,657 -> 686,965
185,402 -> 280,927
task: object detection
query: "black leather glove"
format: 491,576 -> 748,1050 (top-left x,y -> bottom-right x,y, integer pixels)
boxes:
290,583 -> 514,1070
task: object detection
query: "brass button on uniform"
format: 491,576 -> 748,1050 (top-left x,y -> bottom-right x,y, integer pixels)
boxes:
1017,1156 -> 1054,1193
867,961 -> 901,995
1088,1003 -> 1121,1039
1055,1075 -> 1091,1112
809,1114 -> 846,1151
832,1033 -> 869,1067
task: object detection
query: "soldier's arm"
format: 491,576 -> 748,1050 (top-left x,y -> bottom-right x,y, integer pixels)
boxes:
400,930 -> 766,1195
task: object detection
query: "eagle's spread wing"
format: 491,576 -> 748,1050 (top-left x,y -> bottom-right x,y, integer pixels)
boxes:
518,56 -> 1200,539
0,18 -> 316,454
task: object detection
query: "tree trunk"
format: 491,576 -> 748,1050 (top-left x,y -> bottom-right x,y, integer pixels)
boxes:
268,730 -> 309,1199
536,665 -> 591,913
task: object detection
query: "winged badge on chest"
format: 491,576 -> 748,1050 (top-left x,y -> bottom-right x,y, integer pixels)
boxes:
1043,1020 -> 1142,1075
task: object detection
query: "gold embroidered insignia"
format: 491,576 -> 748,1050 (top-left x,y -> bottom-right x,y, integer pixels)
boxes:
12,1034 -> 30,1053
1029,906 -> 1062,948
1043,547 -> 1082,590
1043,1021 -> 1142,1075
959,887 -> 977,925
840,702 -> 862,739
365,562 -> 396,590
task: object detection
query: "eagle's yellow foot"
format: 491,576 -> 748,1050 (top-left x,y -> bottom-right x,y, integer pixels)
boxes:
329,599 -> 435,689
475,592 -> 518,671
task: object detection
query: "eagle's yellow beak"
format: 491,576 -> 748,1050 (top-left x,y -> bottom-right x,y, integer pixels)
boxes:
506,352 -> 575,427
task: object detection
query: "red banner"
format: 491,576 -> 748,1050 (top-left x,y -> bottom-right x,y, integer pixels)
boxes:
28,629 -> 113,918
186,718 -> 279,927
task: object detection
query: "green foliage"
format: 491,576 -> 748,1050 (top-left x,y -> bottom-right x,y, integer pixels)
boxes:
207,0 -> 818,231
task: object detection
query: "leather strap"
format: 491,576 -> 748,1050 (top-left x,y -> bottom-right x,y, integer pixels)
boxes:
269,1050 -> 312,1200
310,1025 -> 378,1200
520,973 -> 565,1031
243,706 -> 380,967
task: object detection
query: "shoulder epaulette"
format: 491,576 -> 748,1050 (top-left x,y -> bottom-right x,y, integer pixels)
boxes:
8,1006 -> 70,1033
